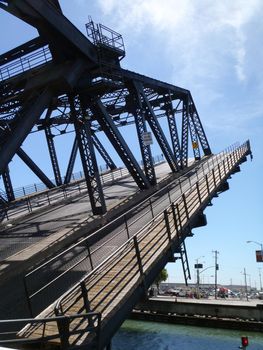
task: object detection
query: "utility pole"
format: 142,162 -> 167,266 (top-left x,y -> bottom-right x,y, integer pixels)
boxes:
242,268 -> 249,301
212,250 -> 219,299
259,268 -> 262,291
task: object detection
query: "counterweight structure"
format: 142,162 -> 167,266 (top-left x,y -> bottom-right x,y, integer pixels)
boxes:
0,0 -> 211,215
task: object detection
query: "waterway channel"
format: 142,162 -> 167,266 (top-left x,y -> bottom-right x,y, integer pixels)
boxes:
112,320 -> 263,350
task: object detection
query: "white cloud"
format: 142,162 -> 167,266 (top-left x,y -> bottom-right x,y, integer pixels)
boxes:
98,0 -> 261,84
96,0 -> 263,131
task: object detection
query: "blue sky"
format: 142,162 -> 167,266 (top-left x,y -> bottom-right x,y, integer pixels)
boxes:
0,1 -> 263,287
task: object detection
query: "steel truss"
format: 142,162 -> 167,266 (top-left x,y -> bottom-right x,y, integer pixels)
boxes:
0,0 -> 211,215
70,96 -> 106,215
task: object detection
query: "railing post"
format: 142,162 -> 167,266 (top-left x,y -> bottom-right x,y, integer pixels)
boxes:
178,177 -> 183,194
124,215 -> 130,239
164,209 -> 171,242
23,276 -> 33,318
46,192 -> 51,205
205,174 -> 210,195
217,164 -> 222,180
171,203 -> 178,231
168,190 -> 172,204
26,197 -> 32,213
196,182 -> 201,204
212,168 -> 217,187
57,316 -> 70,350
222,157 -> 227,176
149,198 -> 154,218
80,281 -> 94,327
176,203 -> 183,232
182,193 -> 189,220
86,244 -> 94,270
133,236 -> 144,277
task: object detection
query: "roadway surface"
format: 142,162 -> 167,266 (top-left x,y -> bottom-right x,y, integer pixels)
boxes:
0,154 -> 222,327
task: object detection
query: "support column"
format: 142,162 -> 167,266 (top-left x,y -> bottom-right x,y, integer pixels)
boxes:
165,92 -> 182,168
89,98 -> 150,190
17,148 -> 55,189
2,167 -> 15,202
70,96 -> 106,215
64,136 -> 78,184
91,133 -> 117,171
137,83 -> 179,173
45,126 -> 62,186
188,114 -> 201,160
128,81 -> 156,186
181,96 -> 189,168
189,95 -> 211,156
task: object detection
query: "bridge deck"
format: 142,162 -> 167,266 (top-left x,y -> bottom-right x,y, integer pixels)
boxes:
16,143 -> 250,349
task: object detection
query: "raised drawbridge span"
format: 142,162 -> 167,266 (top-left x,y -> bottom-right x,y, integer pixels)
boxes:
0,1 -> 252,350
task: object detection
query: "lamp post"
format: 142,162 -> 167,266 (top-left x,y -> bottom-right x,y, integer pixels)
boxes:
247,240 -> 263,251
194,256 -> 205,298
212,250 -> 219,299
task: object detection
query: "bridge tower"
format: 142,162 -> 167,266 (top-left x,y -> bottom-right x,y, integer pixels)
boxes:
0,0 -> 211,215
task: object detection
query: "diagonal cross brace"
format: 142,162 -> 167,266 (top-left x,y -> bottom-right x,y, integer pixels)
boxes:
90,98 -> 151,190
136,82 -> 180,173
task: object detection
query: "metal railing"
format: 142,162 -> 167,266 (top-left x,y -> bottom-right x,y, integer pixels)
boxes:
0,45 -> 52,82
0,154 -> 165,223
0,312 -> 101,350
47,141 -> 250,349
23,142 -> 249,317
0,167 -> 128,223
1,141 -> 250,349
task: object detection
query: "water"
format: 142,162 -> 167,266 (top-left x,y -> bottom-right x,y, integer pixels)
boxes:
112,320 -> 263,350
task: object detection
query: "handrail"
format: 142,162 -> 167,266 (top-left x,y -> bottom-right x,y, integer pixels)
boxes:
0,312 -> 101,349
0,154 -> 164,222
23,157 -> 208,312
54,141 -> 250,311
14,141 -> 250,348
23,142 -> 250,317
0,45 -> 52,82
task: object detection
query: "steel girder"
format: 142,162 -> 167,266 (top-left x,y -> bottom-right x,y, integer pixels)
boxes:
165,94 -> 182,168
189,95 -> 211,156
188,114 -> 201,160
16,148 -> 55,189
89,98 -> 151,190
64,137 -> 78,185
70,96 -> 106,215
91,133 -> 117,171
127,81 -> 156,186
2,167 -> 15,201
0,0 -> 98,64
44,126 -> 62,186
136,83 -> 180,173
181,97 -> 189,168
0,88 -> 53,175
0,1 -> 212,209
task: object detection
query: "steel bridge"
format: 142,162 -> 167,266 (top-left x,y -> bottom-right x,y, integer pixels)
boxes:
0,1 -> 252,350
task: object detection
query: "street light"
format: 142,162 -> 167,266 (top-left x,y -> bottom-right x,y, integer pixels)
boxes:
247,241 -> 263,250
247,240 -> 263,263
194,256 -> 205,297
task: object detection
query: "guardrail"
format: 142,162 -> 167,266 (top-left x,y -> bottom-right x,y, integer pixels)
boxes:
1,141 -> 251,349
0,168 -> 128,223
0,46 -> 52,82
0,312 -> 101,350
0,154 -> 165,223
36,140 -> 249,349
23,142 -> 249,317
